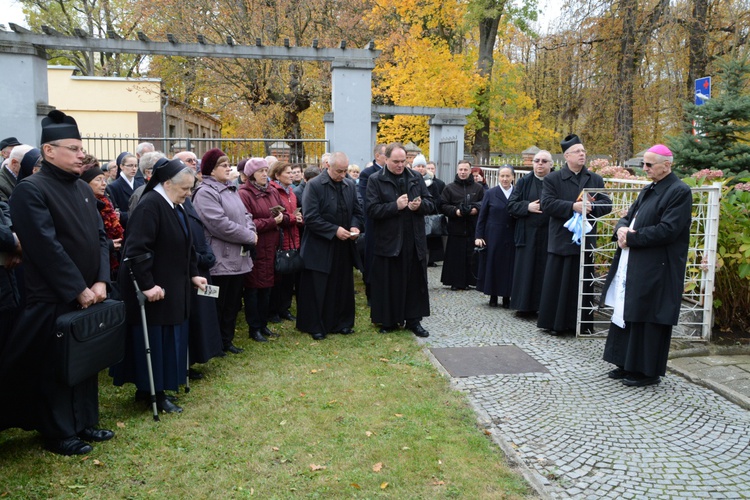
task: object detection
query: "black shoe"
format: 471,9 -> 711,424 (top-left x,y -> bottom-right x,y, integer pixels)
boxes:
268,314 -> 282,323
279,311 -> 296,321
156,393 -> 183,413
225,343 -> 245,353
78,427 -> 115,442
427,262 -> 438,267
188,368 -> 204,380
135,390 -> 178,403
335,327 -> 355,335
489,296 -> 498,307
311,332 -> 326,340
45,437 -> 93,456
379,325 -> 397,334
502,296 -> 510,309
622,374 -> 661,387
249,330 -> 267,342
608,367 -> 629,380
262,326 -> 280,338
407,323 -> 429,338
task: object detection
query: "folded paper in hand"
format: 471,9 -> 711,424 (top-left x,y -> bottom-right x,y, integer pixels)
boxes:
197,284 -> 220,298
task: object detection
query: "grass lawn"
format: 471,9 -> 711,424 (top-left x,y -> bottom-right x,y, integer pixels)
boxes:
0,278 -> 533,499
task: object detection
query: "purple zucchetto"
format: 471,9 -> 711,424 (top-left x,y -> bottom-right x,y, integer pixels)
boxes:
647,144 -> 673,157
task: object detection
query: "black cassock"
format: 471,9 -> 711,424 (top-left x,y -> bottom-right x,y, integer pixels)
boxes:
507,174 -> 549,312
296,173 -> 363,334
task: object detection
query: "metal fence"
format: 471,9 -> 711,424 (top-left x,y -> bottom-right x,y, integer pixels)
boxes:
81,136 -> 329,166
578,180 -> 721,341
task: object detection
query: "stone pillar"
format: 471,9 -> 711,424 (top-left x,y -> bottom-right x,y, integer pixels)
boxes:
370,112 -> 381,159
429,114 -> 468,180
323,112 -> 334,152
0,41 -> 50,146
329,58 -> 374,167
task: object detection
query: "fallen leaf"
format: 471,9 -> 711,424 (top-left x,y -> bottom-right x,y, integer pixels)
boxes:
402,446 -> 410,450
380,482 -> 389,490
484,429 -> 492,436
92,459 -> 104,466
310,369 -> 318,374
327,400 -> 338,405
365,431 -> 373,437
310,464 -> 327,471
280,420 -> 287,426
350,483 -> 361,489
438,460 -> 442,465
80,456 -> 89,461
299,393 -> 306,397
272,446 -> 280,451
379,358 -> 389,362
116,421 -> 126,428
433,479 -> 446,486
394,413 -> 403,417
372,462 -> 383,472
394,348 -> 401,352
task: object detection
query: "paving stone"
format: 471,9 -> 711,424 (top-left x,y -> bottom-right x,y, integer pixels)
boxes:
422,267 -> 750,499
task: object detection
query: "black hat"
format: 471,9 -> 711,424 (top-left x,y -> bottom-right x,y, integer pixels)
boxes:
561,134 -> 582,153
40,110 -> 81,144
0,137 -> 22,150
144,157 -> 185,194
18,148 -> 41,181
80,167 -> 105,184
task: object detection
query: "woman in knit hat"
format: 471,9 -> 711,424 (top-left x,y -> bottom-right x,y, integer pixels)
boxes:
193,148 -> 257,354
239,158 -> 288,342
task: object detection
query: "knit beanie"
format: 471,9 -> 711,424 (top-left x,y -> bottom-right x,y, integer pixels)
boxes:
201,148 -> 227,176
244,157 -> 268,177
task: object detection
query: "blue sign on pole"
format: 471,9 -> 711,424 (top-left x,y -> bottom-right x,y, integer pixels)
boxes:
695,77 -> 711,105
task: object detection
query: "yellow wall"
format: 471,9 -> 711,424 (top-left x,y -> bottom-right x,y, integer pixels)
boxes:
47,66 -> 161,137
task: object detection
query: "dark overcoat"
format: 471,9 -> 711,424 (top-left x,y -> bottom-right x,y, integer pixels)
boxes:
600,173 -> 692,325
106,174 -> 145,230
239,181 -> 286,289
300,171 -> 364,274
366,167 -> 434,260
2,161 -> 109,438
541,165 -> 611,255
358,161 -> 383,282
118,190 -> 199,325
440,176 -> 484,236
475,185 -> 516,296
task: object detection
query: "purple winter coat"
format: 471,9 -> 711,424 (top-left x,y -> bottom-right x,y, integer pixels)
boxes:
193,175 -> 257,276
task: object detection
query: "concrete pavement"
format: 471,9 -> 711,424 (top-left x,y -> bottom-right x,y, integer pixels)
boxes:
420,267 -> 750,499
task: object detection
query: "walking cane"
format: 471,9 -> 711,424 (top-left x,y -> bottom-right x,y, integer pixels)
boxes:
185,344 -> 190,394
123,253 -> 160,422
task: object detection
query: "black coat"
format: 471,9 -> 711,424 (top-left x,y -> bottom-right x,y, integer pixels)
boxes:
600,173 -> 692,325
300,170 -> 364,274
440,175 -> 484,236
541,165 -> 611,256
366,167 -> 434,260
0,202 -> 19,315
119,190 -> 199,325
475,186 -> 515,296
358,161 -> 384,281
106,174 -> 145,230
2,161 -> 109,437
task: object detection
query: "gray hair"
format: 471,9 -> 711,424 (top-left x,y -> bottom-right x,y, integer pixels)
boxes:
320,152 -> 331,167
139,151 -> 166,174
9,144 -> 34,163
329,151 -> 348,169
136,142 -> 155,157
167,167 -> 196,185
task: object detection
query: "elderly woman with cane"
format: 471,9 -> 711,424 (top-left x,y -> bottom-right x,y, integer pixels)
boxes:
111,158 -> 207,414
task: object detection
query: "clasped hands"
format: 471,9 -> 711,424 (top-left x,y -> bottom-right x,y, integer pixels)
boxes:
397,194 -> 421,211
616,227 -> 634,249
336,227 -> 360,240
573,193 -> 596,215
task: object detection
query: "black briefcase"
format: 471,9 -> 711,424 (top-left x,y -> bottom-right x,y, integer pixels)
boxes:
56,299 -> 127,386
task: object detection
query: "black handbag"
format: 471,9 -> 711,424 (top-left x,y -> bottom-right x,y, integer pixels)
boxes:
425,214 -> 447,237
56,299 -> 127,386
274,228 -> 304,275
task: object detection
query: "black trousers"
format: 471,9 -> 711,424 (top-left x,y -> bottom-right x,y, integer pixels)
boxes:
212,274 -> 244,348
244,287 -> 271,330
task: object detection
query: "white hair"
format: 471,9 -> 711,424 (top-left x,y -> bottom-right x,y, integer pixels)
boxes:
9,144 -> 34,163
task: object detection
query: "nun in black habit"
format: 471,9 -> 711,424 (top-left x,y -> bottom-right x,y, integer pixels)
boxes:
111,159 -> 207,413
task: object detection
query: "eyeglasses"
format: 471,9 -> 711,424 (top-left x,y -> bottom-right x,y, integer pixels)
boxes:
533,159 -> 551,164
50,143 -> 86,155
121,163 -> 138,169
640,161 -> 663,168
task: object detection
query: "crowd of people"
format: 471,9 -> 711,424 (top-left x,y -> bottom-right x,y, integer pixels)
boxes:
0,111 -> 692,456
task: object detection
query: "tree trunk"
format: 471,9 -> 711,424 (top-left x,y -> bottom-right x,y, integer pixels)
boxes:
687,0 -> 710,96
472,15 -> 501,165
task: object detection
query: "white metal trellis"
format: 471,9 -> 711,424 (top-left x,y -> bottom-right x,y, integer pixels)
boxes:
577,180 -> 721,341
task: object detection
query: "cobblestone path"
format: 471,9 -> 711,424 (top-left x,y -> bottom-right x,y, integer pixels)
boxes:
422,268 -> 750,499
